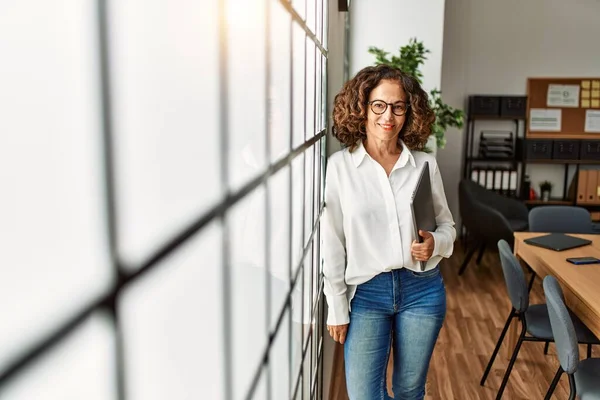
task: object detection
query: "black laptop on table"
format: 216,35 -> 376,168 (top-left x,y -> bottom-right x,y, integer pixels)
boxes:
524,233 -> 592,251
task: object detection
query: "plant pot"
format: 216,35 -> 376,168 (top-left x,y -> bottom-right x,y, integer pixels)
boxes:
541,190 -> 551,201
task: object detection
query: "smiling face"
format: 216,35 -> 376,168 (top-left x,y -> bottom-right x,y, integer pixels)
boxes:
365,79 -> 407,143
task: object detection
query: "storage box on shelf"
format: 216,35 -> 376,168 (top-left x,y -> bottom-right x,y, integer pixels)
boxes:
521,140 -> 600,210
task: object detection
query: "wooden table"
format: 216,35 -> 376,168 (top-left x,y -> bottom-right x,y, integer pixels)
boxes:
510,233 -> 600,352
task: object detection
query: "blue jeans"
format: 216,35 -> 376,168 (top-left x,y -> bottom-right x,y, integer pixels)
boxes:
344,267 -> 446,400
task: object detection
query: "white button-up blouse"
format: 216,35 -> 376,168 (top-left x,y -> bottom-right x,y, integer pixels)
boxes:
322,140 -> 456,325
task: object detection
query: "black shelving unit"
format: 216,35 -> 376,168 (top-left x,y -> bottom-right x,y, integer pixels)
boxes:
462,95 -> 527,198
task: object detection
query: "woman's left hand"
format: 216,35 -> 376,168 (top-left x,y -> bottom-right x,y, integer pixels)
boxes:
411,230 -> 434,262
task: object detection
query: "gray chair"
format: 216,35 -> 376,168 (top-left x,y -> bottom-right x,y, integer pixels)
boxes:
543,275 -> 600,400
458,179 -> 529,275
480,239 -> 599,399
529,205 -> 593,234
528,206 -> 594,316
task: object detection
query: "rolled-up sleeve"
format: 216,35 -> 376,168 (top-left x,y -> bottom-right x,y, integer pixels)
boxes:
321,161 -> 349,325
429,161 -> 456,258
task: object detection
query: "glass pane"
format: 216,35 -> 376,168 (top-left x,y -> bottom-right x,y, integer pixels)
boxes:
314,143 -> 322,225
320,138 -> 326,205
251,367 -> 268,400
110,0 -> 221,267
311,234 -> 320,326
304,147 -> 315,245
292,24 -> 306,148
305,0 -> 316,35
120,222 -> 224,400
311,308 -> 320,380
292,0 -> 306,22
271,310 -> 291,399
312,229 -> 322,304
316,0 -> 323,43
311,366 -> 318,399
290,269 -> 304,398
270,167 -> 291,330
293,375 -> 302,400
291,153 -> 305,269
303,340 -> 312,400
0,313 -> 116,400
0,0 -> 112,373
303,243 -> 314,342
227,0 -> 267,191
313,233 -> 320,310
269,0 -> 292,163
321,56 -> 327,132
229,187 -> 267,399
305,39 -> 316,138
316,332 -> 322,399
315,48 -> 322,132
322,0 -> 328,49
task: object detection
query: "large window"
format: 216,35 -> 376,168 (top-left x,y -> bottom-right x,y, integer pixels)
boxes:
0,0 -> 329,399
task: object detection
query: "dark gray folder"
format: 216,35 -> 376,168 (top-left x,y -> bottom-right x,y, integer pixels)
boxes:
410,161 -> 437,270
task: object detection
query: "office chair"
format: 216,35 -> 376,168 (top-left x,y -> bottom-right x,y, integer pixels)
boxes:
529,206 -> 593,234
528,205 -> 594,325
543,275 -> 600,400
458,179 -> 529,276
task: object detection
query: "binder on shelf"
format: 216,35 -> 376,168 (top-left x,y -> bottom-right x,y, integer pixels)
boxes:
577,170 -> 588,204
510,171 -> 518,197
478,169 -> 486,187
486,170 -> 494,190
471,169 -> 479,183
494,170 -> 503,191
586,170 -> 597,204
502,170 -> 510,194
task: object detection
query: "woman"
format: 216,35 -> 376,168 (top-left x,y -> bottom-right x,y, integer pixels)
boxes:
322,65 -> 455,400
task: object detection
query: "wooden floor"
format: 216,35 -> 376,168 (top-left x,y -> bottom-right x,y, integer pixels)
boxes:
328,242 -> 598,399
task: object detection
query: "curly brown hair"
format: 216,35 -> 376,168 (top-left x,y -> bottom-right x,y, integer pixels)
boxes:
332,65 -> 435,152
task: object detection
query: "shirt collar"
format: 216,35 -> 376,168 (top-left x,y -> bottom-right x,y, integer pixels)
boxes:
351,140 -> 369,167
351,140 -> 417,169
397,141 -> 417,169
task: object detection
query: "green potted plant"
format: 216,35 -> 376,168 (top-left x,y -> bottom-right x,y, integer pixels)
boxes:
368,38 -> 464,152
539,180 -> 553,201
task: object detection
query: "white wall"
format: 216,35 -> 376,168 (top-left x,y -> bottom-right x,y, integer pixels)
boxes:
348,0 -> 446,94
439,0 -> 600,222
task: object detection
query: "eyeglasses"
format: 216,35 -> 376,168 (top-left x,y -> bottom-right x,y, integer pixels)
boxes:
367,100 -> 409,116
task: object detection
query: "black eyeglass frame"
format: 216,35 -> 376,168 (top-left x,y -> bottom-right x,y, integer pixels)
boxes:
367,100 -> 410,116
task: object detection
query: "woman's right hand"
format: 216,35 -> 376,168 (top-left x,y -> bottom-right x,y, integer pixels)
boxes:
327,324 -> 349,344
